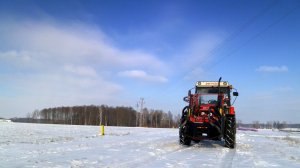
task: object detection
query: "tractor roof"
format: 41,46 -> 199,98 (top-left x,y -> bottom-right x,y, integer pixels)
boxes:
196,81 -> 231,88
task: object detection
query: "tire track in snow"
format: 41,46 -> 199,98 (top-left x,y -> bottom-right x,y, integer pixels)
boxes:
108,139 -> 187,167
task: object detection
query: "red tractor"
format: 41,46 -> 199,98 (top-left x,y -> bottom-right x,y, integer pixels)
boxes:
179,77 -> 238,148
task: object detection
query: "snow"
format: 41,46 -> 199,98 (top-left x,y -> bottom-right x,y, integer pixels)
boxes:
0,119 -> 11,122
1,123 -> 299,168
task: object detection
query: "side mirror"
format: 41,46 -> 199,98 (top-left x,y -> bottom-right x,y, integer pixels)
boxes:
183,96 -> 189,102
188,90 -> 191,96
233,92 -> 239,96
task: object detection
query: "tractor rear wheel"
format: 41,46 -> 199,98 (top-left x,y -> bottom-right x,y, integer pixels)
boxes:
224,116 -> 236,148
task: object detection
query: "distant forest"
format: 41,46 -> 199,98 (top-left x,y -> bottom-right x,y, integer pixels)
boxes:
12,105 -> 180,128
237,120 -> 300,129
9,105 -> 299,129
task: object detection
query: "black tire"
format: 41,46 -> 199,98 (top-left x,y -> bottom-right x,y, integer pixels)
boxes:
224,116 -> 236,148
209,123 -> 222,140
179,125 -> 191,145
179,106 -> 191,146
181,106 -> 189,118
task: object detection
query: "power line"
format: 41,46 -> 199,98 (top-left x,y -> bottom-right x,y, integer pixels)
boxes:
172,1 -> 299,90
145,2 -> 300,114
209,2 -> 300,69
152,1 -> 280,99
205,0 -> 278,60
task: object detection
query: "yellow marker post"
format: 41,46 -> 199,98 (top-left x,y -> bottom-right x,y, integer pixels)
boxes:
100,125 -> 105,136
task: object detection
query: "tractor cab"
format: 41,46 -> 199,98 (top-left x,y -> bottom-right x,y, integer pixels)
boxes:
195,81 -> 235,107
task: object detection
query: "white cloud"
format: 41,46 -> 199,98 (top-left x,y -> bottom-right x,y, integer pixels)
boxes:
0,72 -> 123,118
0,19 -> 166,71
184,67 -> 207,80
0,18 -> 168,117
0,18 -> 168,80
174,33 -> 223,80
183,33 -> 222,66
256,65 -> 288,73
0,50 -> 41,69
118,70 -> 168,83
64,64 -> 97,78
274,86 -> 292,92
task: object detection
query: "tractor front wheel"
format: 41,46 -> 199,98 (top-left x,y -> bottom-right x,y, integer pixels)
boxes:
179,125 -> 191,145
179,106 -> 191,145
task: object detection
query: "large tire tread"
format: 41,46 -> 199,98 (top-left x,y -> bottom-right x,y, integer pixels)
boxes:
179,106 -> 191,146
179,125 -> 191,146
225,116 -> 236,149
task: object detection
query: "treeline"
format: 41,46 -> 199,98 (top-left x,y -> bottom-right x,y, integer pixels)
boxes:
237,120 -> 299,129
20,105 -> 180,128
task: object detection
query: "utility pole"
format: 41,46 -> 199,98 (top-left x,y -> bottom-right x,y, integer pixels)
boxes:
139,98 -> 145,127
84,106 -> 87,125
70,107 -> 73,125
168,110 -> 171,128
140,98 -> 144,112
99,106 -> 103,126
136,102 -> 139,127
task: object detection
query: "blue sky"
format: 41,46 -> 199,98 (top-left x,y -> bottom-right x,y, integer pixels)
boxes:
0,0 -> 300,123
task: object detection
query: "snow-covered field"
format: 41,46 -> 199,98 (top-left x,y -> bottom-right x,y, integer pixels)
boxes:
1,123 -> 299,168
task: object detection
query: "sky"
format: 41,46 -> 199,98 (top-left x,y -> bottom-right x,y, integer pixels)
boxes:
0,0 -> 300,123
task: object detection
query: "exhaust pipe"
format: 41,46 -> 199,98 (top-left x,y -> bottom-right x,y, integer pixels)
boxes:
218,77 -> 222,95
218,77 -> 222,107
